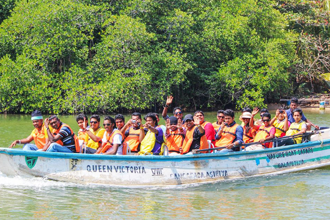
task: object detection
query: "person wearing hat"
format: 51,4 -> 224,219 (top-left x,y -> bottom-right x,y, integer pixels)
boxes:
181,114 -> 208,154
9,110 -> 49,151
270,108 -> 290,138
165,116 -> 185,155
241,112 -> 257,143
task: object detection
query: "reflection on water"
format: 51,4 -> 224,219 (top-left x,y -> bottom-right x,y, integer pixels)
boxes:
1,111 -> 330,218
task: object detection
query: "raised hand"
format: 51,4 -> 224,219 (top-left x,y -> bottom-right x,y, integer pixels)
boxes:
166,96 -> 174,105
252,107 -> 259,117
193,116 -> 202,125
44,118 -> 49,127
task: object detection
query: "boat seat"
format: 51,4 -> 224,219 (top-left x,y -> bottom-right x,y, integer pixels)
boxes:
163,145 -> 169,156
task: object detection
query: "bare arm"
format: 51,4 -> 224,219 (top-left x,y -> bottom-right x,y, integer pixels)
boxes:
102,144 -> 119,155
86,129 -> 102,142
162,96 -> 173,117
250,107 -> 259,127
139,127 -> 146,143
270,109 -> 279,126
9,135 -> 34,148
121,120 -> 132,134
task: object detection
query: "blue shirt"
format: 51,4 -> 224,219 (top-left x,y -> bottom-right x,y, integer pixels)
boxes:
286,109 -> 307,123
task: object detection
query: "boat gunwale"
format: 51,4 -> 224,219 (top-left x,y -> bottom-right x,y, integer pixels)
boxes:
0,139 -> 329,162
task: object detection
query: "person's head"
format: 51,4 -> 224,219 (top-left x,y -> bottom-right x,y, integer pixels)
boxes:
217,110 -> 225,123
76,114 -> 88,129
31,110 -> 43,129
145,113 -> 157,127
183,114 -> 194,129
169,116 -> 178,131
293,108 -> 303,123
290,97 -> 299,110
49,115 -> 61,129
224,109 -> 235,125
90,114 -> 101,130
261,112 -> 271,126
103,116 -> 115,132
278,107 -> 285,121
242,107 -> 252,113
131,112 -> 142,128
260,108 -> 269,117
173,107 -> 183,119
115,114 -> 125,130
241,112 -> 252,126
194,110 -> 205,123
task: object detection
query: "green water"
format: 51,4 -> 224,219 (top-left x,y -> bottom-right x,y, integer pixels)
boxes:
1,110 -> 330,219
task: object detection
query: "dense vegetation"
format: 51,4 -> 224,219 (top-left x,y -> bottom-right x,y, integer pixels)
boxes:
0,0 -> 329,114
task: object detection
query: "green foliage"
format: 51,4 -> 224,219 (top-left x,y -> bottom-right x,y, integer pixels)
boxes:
0,0 -> 16,24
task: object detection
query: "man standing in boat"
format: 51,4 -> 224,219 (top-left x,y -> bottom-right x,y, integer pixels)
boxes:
286,97 -> 319,130
162,95 -> 184,121
215,109 -> 244,152
9,110 -> 49,151
42,115 -> 78,153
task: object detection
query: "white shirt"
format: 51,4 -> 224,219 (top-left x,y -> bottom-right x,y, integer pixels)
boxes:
102,129 -> 123,155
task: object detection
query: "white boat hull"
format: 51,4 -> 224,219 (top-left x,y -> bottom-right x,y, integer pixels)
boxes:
1,137 -> 330,187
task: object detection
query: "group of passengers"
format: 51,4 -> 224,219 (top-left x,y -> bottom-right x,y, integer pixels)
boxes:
9,97 -> 319,155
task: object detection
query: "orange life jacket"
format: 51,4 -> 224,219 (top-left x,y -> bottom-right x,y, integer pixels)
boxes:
124,127 -> 141,152
52,123 -> 80,153
215,123 -> 239,147
166,129 -> 185,152
254,125 -> 274,148
97,130 -> 123,154
181,126 -> 208,154
212,122 -> 221,134
243,125 -> 255,143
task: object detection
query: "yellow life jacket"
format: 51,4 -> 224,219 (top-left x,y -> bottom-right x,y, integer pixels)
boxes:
254,125 -> 274,148
273,120 -> 286,138
286,121 -> 306,144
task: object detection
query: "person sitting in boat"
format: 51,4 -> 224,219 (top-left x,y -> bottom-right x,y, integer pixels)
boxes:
286,97 -> 319,130
212,110 -> 225,134
252,108 -> 269,126
80,115 -> 106,154
96,116 -> 124,155
76,113 -> 89,151
162,95 -> 184,121
239,107 -> 252,126
181,114 -> 208,154
115,114 -> 125,131
165,116 -> 185,155
154,113 -> 166,134
241,112 -> 257,144
9,110 -> 49,151
138,113 -> 165,155
121,112 -> 147,154
194,110 -> 215,146
42,115 -> 78,153
278,108 -> 307,146
270,108 -> 290,138
214,109 -> 243,153
245,112 -> 275,151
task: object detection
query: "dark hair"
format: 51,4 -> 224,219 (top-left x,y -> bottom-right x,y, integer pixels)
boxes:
104,116 -> 116,128
115,114 -> 125,122
145,113 -> 158,126
260,108 -> 269,113
194,110 -> 204,116
76,113 -> 88,123
224,109 -> 234,118
262,112 -> 271,120
217,110 -> 225,114
242,107 -> 252,113
153,113 -> 159,118
132,112 -> 142,120
173,107 -> 183,114
49,115 -> 59,121
293,108 -> 303,116
90,114 -> 100,122
291,97 -> 299,104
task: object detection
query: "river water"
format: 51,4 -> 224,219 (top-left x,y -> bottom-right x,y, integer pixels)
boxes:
1,109 -> 330,219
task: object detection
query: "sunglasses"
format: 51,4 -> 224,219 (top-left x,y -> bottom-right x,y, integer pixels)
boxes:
175,111 -> 182,115
217,116 -> 224,118
90,121 -> 98,124
262,119 -> 270,122
103,123 -> 111,126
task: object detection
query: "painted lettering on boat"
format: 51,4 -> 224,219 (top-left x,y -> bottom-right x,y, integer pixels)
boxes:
276,160 -> 305,168
267,148 -> 313,160
151,168 -> 163,176
170,170 -> 228,179
86,165 -> 146,174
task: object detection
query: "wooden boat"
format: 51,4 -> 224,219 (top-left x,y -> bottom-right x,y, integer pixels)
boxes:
1,130 -> 330,187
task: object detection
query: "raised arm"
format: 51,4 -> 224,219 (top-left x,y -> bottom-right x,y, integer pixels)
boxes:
162,96 -> 173,118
